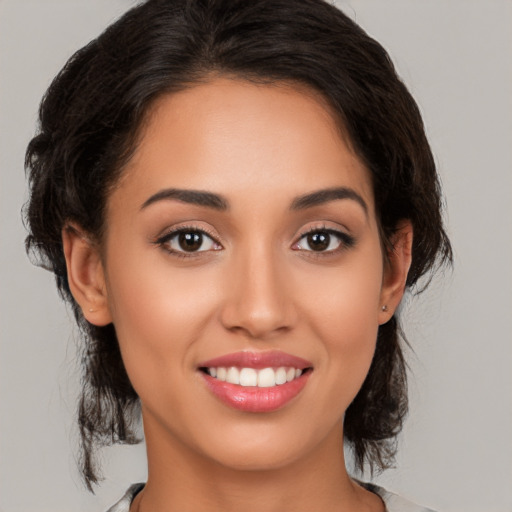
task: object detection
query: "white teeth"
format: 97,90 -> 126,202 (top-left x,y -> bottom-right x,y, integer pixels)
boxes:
239,368 -> 258,386
206,366 -> 306,387
275,367 -> 287,385
226,367 -> 240,385
258,367 -> 276,387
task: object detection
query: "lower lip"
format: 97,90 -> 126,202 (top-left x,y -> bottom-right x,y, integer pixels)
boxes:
201,372 -> 310,413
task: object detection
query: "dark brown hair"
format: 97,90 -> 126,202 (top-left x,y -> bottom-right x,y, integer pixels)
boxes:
25,0 -> 452,490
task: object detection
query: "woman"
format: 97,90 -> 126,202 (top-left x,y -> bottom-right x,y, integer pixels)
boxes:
24,0 -> 452,510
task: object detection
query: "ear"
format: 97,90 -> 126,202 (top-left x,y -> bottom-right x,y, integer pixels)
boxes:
378,220 -> 413,325
62,224 -> 112,326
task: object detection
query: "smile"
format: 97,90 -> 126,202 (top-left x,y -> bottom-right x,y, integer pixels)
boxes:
203,366 -> 303,387
198,351 -> 313,412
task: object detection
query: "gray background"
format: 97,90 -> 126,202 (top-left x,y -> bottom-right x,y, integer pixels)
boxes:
1,1 -> 511,511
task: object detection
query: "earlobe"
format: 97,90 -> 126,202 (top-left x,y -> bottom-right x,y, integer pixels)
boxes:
62,224 -> 112,326
378,221 -> 413,325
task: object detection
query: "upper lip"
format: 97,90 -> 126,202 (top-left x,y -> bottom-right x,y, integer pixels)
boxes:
198,350 -> 312,370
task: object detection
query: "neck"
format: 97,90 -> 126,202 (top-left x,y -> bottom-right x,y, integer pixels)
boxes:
133,413 -> 383,512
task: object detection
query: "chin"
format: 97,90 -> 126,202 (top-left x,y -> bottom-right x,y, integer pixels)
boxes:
209,445 -> 302,473
191,417 -> 326,473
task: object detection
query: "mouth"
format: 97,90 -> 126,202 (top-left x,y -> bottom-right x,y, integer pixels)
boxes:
198,351 -> 313,413
199,366 -> 307,387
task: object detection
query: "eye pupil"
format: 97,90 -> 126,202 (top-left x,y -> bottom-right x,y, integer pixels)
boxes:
178,232 -> 203,251
307,232 -> 330,251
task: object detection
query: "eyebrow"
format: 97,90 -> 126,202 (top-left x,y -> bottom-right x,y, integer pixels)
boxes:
141,185 -> 367,215
290,187 -> 368,215
141,188 -> 228,211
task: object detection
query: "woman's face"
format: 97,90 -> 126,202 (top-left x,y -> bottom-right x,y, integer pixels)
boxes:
87,78 -> 398,471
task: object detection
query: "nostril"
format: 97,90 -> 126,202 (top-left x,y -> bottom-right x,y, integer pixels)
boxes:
218,268 -> 297,339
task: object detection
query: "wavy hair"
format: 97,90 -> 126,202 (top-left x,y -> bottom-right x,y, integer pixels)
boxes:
25,0 -> 452,490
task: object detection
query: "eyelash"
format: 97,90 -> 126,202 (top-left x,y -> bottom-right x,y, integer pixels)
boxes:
293,226 -> 356,256
154,225 -> 355,258
154,225 -> 222,259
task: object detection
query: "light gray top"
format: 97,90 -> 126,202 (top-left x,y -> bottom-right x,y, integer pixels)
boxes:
106,482 -> 437,512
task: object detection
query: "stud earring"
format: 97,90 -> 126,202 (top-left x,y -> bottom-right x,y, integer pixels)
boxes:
381,305 -> 388,312
88,308 -> 95,313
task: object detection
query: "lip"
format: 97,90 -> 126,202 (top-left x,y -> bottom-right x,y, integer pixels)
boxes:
198,350 -> 312,370
198,350 -> 313,413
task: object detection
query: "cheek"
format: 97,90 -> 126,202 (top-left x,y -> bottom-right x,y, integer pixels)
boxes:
301,247 -> 383,337
298,249 -> 383,404
103,251 -> 220,394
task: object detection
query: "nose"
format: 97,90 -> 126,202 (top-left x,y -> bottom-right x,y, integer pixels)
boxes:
219,247 -> 297,340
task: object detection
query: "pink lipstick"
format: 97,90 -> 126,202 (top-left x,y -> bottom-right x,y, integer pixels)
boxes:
198,351 -> 312,413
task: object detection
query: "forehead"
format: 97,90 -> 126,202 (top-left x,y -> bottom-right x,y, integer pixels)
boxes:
115,78 -> 374,214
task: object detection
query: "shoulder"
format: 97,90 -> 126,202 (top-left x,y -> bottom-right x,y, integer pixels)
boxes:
361,482 -> 438,512
106,482 -> 437,512
105,483 -> 145,512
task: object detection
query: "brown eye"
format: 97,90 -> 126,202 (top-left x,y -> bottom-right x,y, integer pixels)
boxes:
178,232 -> 203,252
160,229 -> 221,254
293,228 -> 355,253
306,232 -> 330,251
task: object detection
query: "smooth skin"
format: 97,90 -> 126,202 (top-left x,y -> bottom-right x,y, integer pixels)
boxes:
63,78 -> 412,512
